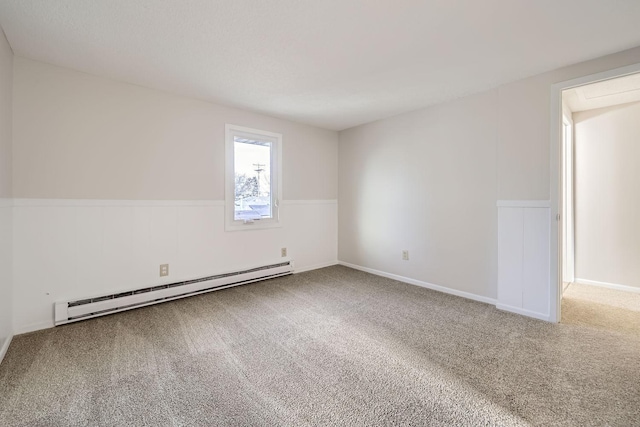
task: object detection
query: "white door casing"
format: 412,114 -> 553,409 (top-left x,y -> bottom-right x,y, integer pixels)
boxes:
549,62 -> 640,322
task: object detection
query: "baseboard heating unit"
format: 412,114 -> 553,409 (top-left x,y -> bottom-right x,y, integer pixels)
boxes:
54,260 -> 294,326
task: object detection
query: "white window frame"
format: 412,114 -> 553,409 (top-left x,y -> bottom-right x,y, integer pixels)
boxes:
225,124 -> 282,231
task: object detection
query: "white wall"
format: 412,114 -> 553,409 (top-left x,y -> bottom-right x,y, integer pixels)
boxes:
574,102 -> 640,289
339,45 -> 640,305
497,47 -> 640,201
339,91 -> 498,300
12,58 -> 339,333
0,28 -> 13,359
13,57 -> 338,200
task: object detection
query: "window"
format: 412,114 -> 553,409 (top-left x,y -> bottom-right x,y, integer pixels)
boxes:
225,124 -> 282,231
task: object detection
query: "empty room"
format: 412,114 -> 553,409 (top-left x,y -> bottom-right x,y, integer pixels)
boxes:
1,1 -> 639,426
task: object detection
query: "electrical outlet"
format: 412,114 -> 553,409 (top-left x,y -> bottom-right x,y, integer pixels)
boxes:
281,247 -> 287,257
402,250 -> 409,261
160,264 -> 169,277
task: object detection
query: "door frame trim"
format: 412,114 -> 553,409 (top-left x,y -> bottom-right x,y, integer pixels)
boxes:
549,62 -> 640,322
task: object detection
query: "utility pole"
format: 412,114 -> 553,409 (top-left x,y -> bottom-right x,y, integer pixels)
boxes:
253,163 -> 265,196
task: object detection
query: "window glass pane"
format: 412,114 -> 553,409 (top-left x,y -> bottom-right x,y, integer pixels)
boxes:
234,137 -> 272,220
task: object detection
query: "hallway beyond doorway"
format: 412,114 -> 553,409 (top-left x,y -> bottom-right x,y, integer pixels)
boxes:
562,283 -> 640,334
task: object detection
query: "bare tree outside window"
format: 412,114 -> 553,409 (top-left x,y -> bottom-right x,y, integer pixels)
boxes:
234,138 -> 272,220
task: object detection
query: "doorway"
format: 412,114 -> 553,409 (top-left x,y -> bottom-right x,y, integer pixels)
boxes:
551,65 -> 640,324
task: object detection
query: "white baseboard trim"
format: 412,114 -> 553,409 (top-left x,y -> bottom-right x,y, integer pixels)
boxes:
338,261 -> 496,305
0,334 -> 13,365
14,321 -> 54,336
574,278 -> 640,294
294,260 -> 339,274
496,303 -> 550,321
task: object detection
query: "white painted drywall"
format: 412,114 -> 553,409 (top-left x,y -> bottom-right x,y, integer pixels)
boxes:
573,102 -> 640,289
12,57 -> 338,200
339,91 -> 499,299
339,46 -> 640,305
0,27 -> 13,359
11,58 -> 339,333
497,46 -> 640,201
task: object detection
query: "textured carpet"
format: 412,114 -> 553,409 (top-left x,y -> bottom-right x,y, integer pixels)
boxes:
562,282 -> 640,334
1,266 -> 639,426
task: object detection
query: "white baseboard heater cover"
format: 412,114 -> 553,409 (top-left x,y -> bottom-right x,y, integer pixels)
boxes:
54,260 -> 294,326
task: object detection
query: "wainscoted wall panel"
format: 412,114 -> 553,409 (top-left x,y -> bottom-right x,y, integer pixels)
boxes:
497,207 -> 524,309
13,200 -> 337,334
522,208 -> 550,315
497,201 -> 550,321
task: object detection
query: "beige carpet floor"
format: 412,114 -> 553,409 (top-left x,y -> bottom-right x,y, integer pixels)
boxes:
562,282 -> 640,334
1,266 -> 639,426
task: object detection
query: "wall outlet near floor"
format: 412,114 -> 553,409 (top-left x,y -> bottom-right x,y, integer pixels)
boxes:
160,264 -> 169,277
281,247 -> 287,257
402,250 -> 409,261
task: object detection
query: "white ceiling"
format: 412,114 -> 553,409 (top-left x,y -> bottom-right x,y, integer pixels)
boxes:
2,1 -> 640,130
564,72 -> 640,112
